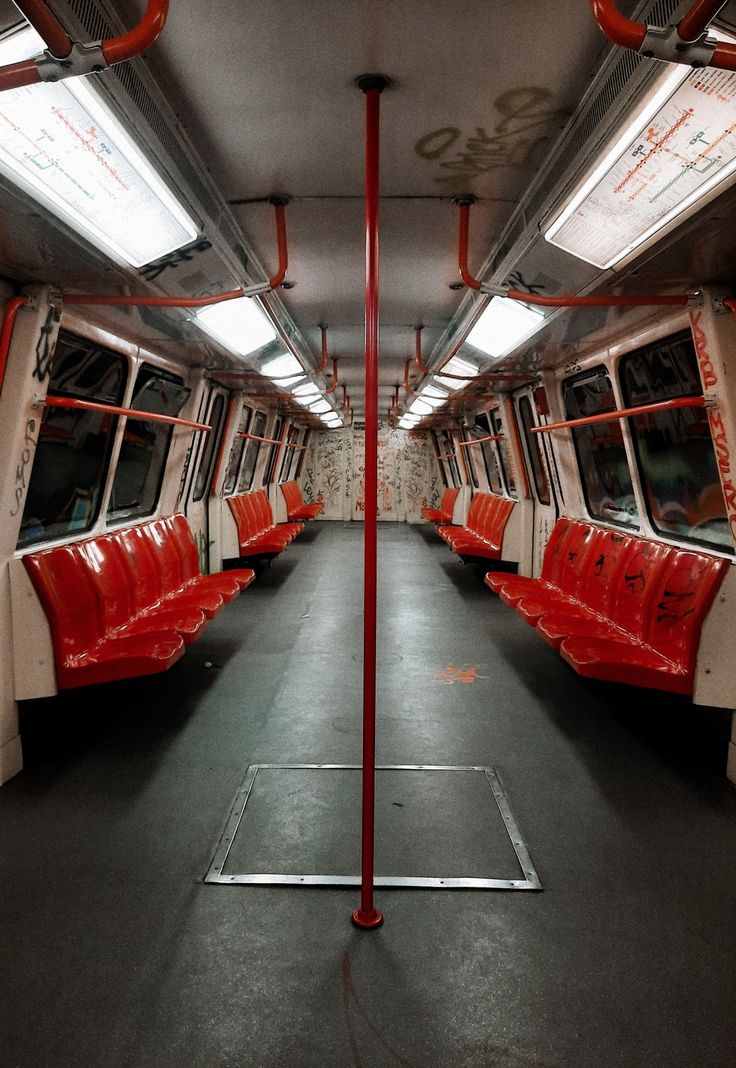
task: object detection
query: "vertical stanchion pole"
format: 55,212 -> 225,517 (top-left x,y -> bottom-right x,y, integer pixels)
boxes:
352,73 -> 389,930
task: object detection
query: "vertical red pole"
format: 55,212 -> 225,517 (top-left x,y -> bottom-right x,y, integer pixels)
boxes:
352,74 -> 389,930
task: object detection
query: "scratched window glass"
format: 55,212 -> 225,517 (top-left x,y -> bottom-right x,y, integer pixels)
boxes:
192,392 -> 226,502
17,333 -> 127,547
563,368 -> 639,529
620,331 -> 730,551
279,424 -> 299,482
473,415 -> 503,494
238,411 -> 268,492
107,367 -> 189,521
490,408 -> 517,498
223,405 -> 252,496
264,419 -> 283,484
518,396 -> 550,505
293,429 -> 310,482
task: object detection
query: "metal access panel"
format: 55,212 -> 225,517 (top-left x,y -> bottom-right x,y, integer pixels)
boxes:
205,764 -> 542,891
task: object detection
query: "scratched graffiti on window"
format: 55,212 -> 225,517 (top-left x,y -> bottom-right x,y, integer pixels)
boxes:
138,238 -> 213,282
414,88 -> 570,184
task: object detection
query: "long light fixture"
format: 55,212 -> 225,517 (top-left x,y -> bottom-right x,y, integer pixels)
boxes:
422,384 -> 450,401
292,382 -> 321,403
545,36 -> 736,269
398,415 -> 420,429
0,25 -> 198,268
309,398 -> 332,415
417,390 -> 448,410
466,296 -> 544,358
433,355 -> 478,391
195,296 -> 276,356
261,351 -> 305,386
408,397 -> 434,417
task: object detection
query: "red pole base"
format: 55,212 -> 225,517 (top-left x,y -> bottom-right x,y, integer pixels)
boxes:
351,907 -> 384,929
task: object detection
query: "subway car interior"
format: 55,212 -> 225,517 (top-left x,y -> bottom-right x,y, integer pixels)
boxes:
2,1 -> 736,1065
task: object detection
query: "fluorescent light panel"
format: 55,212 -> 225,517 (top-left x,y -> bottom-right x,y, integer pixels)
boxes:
466,296 -> 544,358
433,355 -> 477,391
261,352 -> 304,383
0,26 -> 198,267
309,399 -> 332,414
422,384 -> 449,400
545,39 -> 736,269
408,398 -> 434,417
196,297 -> 276,357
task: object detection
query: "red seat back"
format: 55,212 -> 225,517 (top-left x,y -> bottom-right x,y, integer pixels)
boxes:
575,528 -> 634,617
609,539 -> 672,642
167,514 -> 202,581
23,546 -> 104,663
486,497 -> 514,546
644,549 -> 728,671
80,535 -> 138,631
555,521 -> 597,597
117,524 -> 166,608
441,487 -> 460,518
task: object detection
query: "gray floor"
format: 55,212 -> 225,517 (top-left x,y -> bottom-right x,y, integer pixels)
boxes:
2,521 -> 736,1068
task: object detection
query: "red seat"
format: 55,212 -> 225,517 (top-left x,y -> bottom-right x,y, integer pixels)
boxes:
421,486 -> 460,525
486,516 -> 728,697
438,493 -> 514,560
22,514 -> 256,690
281,480 -> 323,521
227,489 -> 303,557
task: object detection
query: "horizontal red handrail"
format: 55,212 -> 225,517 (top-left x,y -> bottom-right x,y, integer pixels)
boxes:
40,394 -> 211,430
531,396 -> 705,434
0,0 -> 169,91
0,295 -> 30,397
456,434 -> 504,446
456,199 -> 690,307
64,201 -> 288,305
239,432 -> 306,449
590,0 -> 736,71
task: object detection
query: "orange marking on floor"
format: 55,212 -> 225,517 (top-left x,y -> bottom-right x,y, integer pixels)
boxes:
434,664 -> 479,685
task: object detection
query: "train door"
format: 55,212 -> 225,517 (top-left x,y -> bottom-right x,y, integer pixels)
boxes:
185,384 -> 228,573
514,389 -> 558,577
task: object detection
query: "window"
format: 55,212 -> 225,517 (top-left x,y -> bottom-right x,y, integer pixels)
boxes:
238,410 -> 267,492
264,418 -> 283,484
474,414 -> 503,494
461,428 -> 479,489
294,429 -> 310,481
222,405 -> 252,496
192,392 -> 226,502
432,432 -> 448,488
563,368 -> 638,528
107,366 -> 189,521
490,408 -> 517,498
279,424 -> 298,482
441,431 -> 461,486
620,331 -> 729,550
518,395 -> 550,504
18,332 -> 126,547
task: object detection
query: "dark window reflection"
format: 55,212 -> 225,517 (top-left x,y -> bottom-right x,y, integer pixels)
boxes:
518,396 -> 550,505
223,405 -> 252,496
238,410 -> 267,492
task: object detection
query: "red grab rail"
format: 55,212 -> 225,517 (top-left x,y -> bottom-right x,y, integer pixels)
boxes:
456,434 -> 504,446
0,0 -> 170,92
589,0 -> 736,71
530,396 -> 705,434
456,198 -> 690,307
39,394 -> 211,430
239,432 -> 306,449
402,358 -> 414,396
325,359 -> 339,394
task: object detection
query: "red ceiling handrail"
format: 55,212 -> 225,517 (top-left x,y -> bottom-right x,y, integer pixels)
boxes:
316,325 -> 330,373
325,358 -> 339,394
0,0 -> 170,92
39,394 -> 211,430
402,358 -> 414,396
589,0 -> 736,71
0,295 -> 30,397
64,200 -> 289,306
531,396 -> 705,434
414,325 -> 429,374
456,198 -> 691,307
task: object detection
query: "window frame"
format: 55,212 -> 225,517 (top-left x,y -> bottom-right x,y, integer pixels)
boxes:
518,394 -> 551,505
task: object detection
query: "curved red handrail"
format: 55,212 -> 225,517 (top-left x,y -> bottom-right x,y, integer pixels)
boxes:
0,295 -> 30,397
589,0 -> 646,50
456,434 -> 504,446
41,393 -> 211,430
679,0 -> 727,41
590,0 -> 736,70
531,395 -> 704,433
402,358 -> 414,396
0,0 -> 169,91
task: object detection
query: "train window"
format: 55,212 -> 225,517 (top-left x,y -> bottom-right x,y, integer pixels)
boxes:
292,429 -> 309,480
441,431 -> 461,486
518,395 -> 550,504
265,418 -> 283,484
461,428 -> 480,489
278,424 -> 298,482
107,367 -> 189,521
490,408 -> 517,498
475,414 -> 503,494
222,405 -> 253,495
294,429 -> 310,481
432,432 -> 448,488
238,410 -> 267,491
192,392 -> 226,502
563,368 -> 639,529
18,333 -> 126,547
620,332 -> 730,550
